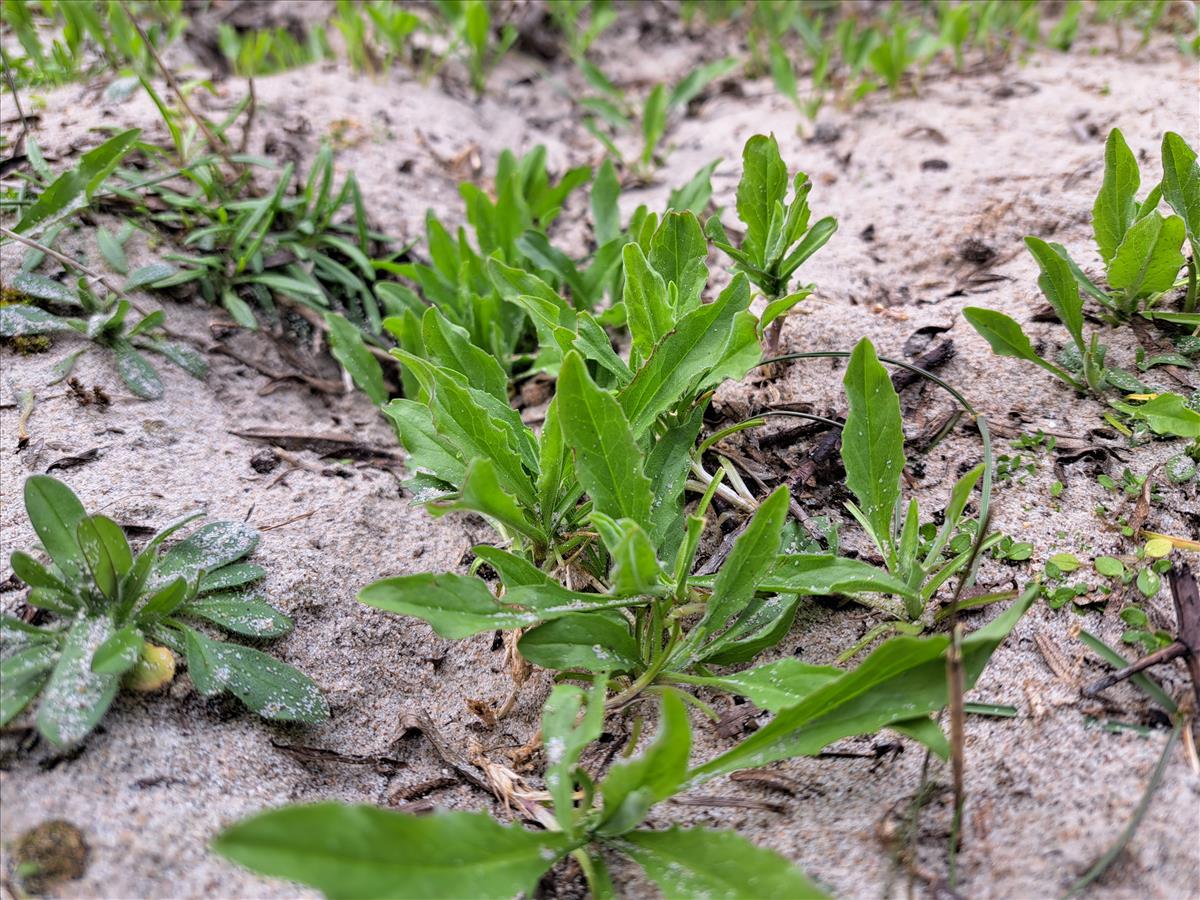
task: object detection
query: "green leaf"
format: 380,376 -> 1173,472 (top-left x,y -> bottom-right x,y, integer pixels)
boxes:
1161,131 -> 1200,250
10,550 -> 67,591
182,626 -> 327,721
181,594 -> 292,638
325,312 -> 388,405
1,644 -> 59,726
76,514 -> 132,601
138,576 -> 191,621
619,274 -> 752,436
744,554 -> 912,602
23,475 -> 88,582
641,83 -> 668,167
97,228 -> 128,274
697,487 -> 790,638
1093,128 -> 1140,263
598,692 -> 691,835
623,242 -> 673,363
382,398 -> 466,493
616,827 -> 827,900
112,339 -> 164,400
214,805 -> 568,900
123,263 -> 175,291
699,594 -> 801,666
91,625 -> 144,675
36,615 -> 122,746
420,307 -> 508,402
155,522 -> 259,585
648,211 -> 708,307
841,338 -> 904,555
644,404 -> 707,556
1107,212 -> 1186,299
736,134 -> 789,263
557,351 -> 652,525
591,513 -> 663,596
0,305 -> 74,337
542,679 -> 607,837
667,158 -> 720,216
962,307 -> 1075,386
9,272 -> 82,305
14,129 -> 140,234
672,658 -> 841,712
591,158 -> 622,246
197,563 -> 266,593
358,573 -> 539,638
1111,392 -> 1200,438
688,586 -> 1036,784
1025,236 -> 1084,352
430,457 -> 545,544
518,610 -> 639,673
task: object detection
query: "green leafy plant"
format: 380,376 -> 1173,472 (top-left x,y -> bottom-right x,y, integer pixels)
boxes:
706,133 -> 837,353
214,583 -> 1032,899
433,0 -> 518,96
2,476 -> 327,746
1,272 -> 206,399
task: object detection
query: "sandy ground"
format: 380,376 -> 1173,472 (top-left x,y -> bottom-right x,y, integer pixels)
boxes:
2,7 -> 1199,898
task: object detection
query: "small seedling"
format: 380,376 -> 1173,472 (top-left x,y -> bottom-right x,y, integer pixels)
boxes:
2,476 -> 327,746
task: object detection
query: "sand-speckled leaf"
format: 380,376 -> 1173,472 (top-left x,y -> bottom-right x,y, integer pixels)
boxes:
155,522 -> 259,584
0,305 -> 74,337
112,339 -> 163,400
617,827 -> 828,900
91,625 -> 144,675
139,338 -> 209,379
214,805 -> 569,900
181,594 -> 292,638
359,573 -> 539,638
182,626 -> 326,722
198,563 -> 267,593
14,129 -> 140,234
97,228 -> 128,274
8,272 -> 81,305
1,644 -> 59,726
36,615 -> 121,746
841,338 -> 904,552
122,263 -> 176,291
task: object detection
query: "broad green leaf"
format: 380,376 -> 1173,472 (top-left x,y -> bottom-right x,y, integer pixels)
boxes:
325,312 -> 388,405
215,805 -> 568,900
382,398 -> 466,492
181,626 -> 326,722
688,586 -> 1036,784
1025,236 -> 1084,352
573,312 -> 632,385
430,457 -> 545,544
673,658 -> 842,712
598,692 -> 691,835
36,614 -> 121,746
619,274 -> 752,436
138,576 -> 191,620
697,486 -> 790,637
420,307 -> 508,401
1111,392 -> 1200,438
841,339 -> 904,555
736,134 -> 789,262
641,83 -> 668,166
112,339 -> 164,400
15,129 -> 140,234
616,827 -> 827,900
471,546 -> 553,590
962,307 -> 1061,374
393,351 -> 537,507
557,351 -> 652,525
648,211 -> 708,303
700,593 -> 801,666
518,610 -> 639,673
1161,132 -> 1200,251
1107,212 -> 1186,299
10,550 -> 67,591
24,475 -> 88,582
644,404 -> 707,556
358,573 -> 539,638
1,644 -> 59,726
91,625 -> 144,675
155,522 -> 259,584
623,242 -> 673,362
1092,128 -> 1140,263
76,513 -> 132,592
0,305 -> 74,336
181,594 -> 293,638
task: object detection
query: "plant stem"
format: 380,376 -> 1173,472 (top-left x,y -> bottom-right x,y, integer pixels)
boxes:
1185,256 -> 1197,314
